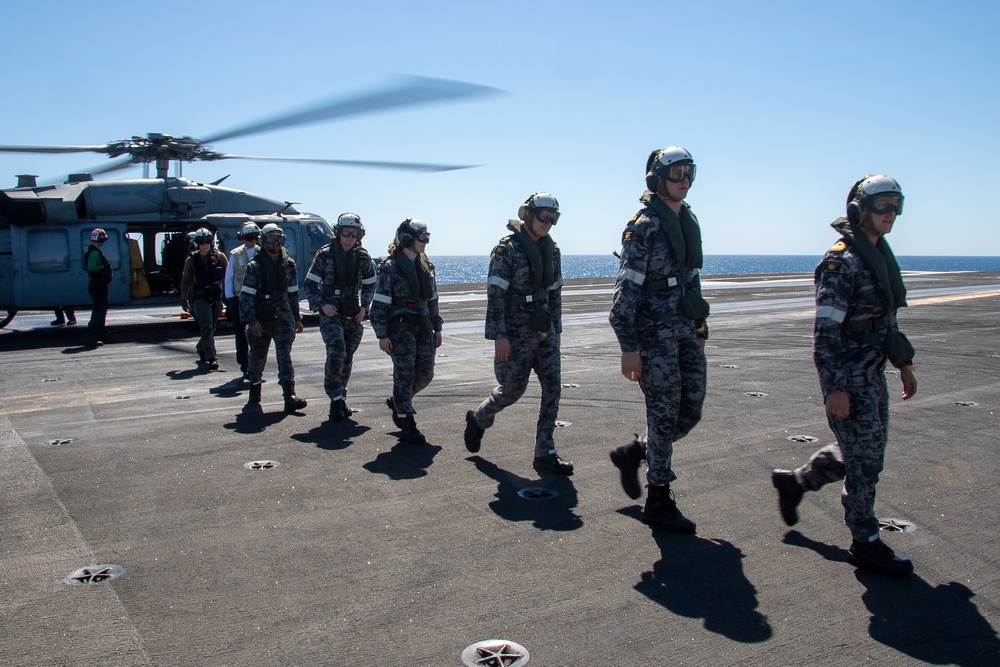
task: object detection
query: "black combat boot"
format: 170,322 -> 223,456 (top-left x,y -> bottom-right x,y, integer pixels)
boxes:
386,398 -> 403,429
609,436 -> 645,499
248,382 -> 262,404
399,415 -> 426,444
281,381 -> 307,413
847,537 -> 914,577
643,485 -> 696,533
533,450 -> 574,476
464,410 -> 485,453
329,398 -> 347,422
771,469 -> 805,526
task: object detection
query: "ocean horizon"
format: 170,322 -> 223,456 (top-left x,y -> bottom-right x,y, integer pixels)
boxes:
429,254 -> 1000,285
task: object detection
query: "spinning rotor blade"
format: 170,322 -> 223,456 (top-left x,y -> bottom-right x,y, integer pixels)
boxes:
80,156 -> 138,176
203,75 -> 501,144
0,144 -> 110,154
216,154 -> 478,172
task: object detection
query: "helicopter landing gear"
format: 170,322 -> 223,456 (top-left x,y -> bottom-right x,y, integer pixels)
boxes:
0,310 -> 17,328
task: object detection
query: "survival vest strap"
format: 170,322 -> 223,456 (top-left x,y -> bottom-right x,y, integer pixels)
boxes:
831,218 -> 907,312
640,191 -> 703,270
499,221 -> 556,306
507,288 -> 549,305
842,312 -> 897,333
395,251 -> 433,301
254,248 -> 289,300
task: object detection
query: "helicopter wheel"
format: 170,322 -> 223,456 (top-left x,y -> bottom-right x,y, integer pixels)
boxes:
0,310 -> 17,329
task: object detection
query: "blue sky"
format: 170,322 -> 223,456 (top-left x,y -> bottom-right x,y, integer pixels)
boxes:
1,1 -> 997,256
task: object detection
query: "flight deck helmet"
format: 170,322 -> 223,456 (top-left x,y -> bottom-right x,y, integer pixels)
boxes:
260,222 -> 286,249
517,192 -> 560,224
193,228 -> 214,247
237,222 -> 261,241
395,218 -> 429,248
645,147 -> 696,192
90,228 -> 108,243
334,212 -> 365,243
847,175 -> 904,223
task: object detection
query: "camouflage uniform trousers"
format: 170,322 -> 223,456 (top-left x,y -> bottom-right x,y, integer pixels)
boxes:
471,327 -> 561,457
387,317 -> 436,414
247,308 -> 298,386
319,314 -> 364,400
637,331 -> 706,486
794,374 -> 888,541
227,298 -> 249,373
191,298 -> 222,362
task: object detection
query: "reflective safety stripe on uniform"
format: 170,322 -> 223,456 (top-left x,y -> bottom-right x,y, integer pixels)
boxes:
618,267 -> 645,286
816,305 -> 847,323
488,275 -> 510,290
373,293 -> 392,304
361,275 -> 377,285
305,272 -> 323,283
241,285 -> 258,295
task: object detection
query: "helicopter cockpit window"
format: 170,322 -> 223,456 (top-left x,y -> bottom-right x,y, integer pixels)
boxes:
80,229 -> 122,270
305,221 -> 331,256
283,226 -> 298,263
26,229 -> 70,273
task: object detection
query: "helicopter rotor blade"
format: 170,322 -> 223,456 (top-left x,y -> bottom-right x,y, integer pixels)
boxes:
202,75 -> 502,144
0,144 -> 110,154
84,156 -> 139,176
215,154 -> 478,172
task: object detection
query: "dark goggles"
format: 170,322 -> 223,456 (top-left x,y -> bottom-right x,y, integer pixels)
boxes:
534,209 -> 560,225
263,232 -> 286,246
663,163 -> 696,184
866,194 -> 904,216
408,221 -> 430,242
339,229 -> 360,239
195,236 -> 212,245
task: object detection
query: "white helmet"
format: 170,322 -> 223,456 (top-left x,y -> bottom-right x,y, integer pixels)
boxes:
848,175 -> 904,221
334,212 -> 365,243
646,146 -> 696,190
260,222 -> 286,247
517,192 -> 560,223
192,227 -> 214,246
237,222 -> 261,240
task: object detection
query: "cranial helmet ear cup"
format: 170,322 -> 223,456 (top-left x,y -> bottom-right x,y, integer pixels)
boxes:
846,201 -> 862,225
645,171 -> 659,193
845,175 -> 868,224
397,218 -> 415,248
517,204 -> 530,222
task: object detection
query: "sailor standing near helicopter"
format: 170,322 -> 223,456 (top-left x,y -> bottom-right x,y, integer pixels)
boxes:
304,213 -> 377,422
240,222 -> 307,413
180,228 -> 227,370
84,228 -> 113,348
225,222 -> 260,379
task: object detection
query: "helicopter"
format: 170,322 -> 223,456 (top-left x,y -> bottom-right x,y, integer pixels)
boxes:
0,76 -> 495,328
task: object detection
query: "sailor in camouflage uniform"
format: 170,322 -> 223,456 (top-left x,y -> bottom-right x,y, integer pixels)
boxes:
240,222 -> 308,413
608,147 -> 709,533
772,175 -> 917,577
463,192 -> 572,476
370,219 -> 443,444
304,213 -> 377,422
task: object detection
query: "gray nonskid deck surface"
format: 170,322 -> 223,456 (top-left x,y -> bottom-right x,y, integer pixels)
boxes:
2,272 -> 998,666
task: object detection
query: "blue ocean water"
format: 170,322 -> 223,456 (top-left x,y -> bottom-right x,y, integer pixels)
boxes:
431,255 -> 1000,285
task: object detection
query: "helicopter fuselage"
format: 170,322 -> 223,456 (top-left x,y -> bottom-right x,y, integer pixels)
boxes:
0,175 -> 332,318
